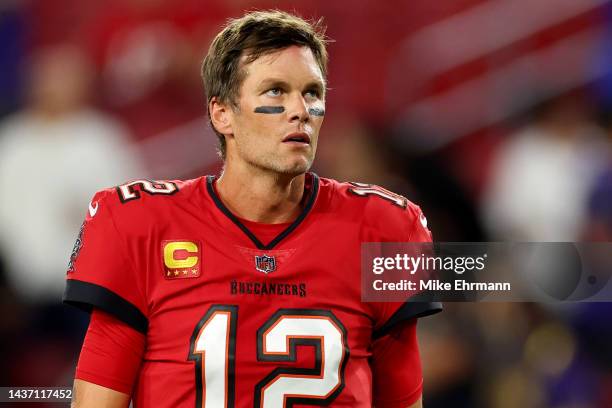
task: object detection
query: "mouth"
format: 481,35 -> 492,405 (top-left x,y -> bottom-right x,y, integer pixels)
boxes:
282,132 -> 311,145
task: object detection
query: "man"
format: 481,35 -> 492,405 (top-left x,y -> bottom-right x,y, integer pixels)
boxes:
64,10 -> 441,408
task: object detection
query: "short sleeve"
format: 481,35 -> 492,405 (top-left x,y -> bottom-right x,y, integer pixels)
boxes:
63,191 -> 148,334
372,206 -> 442,339
407,205 -> 433,243
75,309 -> 145,394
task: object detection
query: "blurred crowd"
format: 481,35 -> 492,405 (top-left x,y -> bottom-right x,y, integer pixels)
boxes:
1,0 -> 612,407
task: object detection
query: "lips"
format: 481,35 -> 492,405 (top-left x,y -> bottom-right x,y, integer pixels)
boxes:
282,132 -> 311,144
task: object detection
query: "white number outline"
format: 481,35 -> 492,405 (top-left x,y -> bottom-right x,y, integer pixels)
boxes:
188,307 -> 349,408
254,309 -> 349,408
348,182 -> 407,209
116,179 -> 178,203
188,305 -> 238,408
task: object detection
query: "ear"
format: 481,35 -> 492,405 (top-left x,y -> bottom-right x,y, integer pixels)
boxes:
209,97 -> 233,135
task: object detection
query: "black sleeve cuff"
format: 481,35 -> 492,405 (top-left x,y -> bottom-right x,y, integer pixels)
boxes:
63,279 -> 148,334
373,294 -> 442,339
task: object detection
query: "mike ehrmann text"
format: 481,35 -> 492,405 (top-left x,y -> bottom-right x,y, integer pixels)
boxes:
372,279 -> 512,291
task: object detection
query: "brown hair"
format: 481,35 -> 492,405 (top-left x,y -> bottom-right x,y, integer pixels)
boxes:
201,10 -> 328,159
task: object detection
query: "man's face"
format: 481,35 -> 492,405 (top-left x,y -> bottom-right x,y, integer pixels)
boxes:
225,45 -> 326,176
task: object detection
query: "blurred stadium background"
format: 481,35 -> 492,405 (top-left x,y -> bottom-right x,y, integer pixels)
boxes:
1,0 -> 612,406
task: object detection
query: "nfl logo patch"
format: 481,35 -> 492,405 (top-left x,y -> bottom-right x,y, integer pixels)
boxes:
255,254 -> 276,274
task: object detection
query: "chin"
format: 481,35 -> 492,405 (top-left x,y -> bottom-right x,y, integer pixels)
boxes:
277,165 -> 310,177
250,154 -> 313,176
273,160 -> 312,176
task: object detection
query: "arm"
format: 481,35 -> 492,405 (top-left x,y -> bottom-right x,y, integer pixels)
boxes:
72,380 -> 131,408
371,320 -> 425,408
406,397 -> 423,408
71,310 -> 145,408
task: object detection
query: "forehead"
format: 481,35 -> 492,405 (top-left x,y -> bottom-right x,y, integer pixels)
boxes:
240,45 -> 324,87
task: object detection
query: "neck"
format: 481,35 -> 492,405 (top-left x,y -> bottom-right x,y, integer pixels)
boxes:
216,163 -> 306,224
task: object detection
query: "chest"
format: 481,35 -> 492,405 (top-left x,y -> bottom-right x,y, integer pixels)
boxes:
134,216 -> 375,406
137,212 -> 374,347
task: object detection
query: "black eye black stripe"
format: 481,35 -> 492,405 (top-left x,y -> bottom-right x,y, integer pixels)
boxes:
254,106 -> 285,114
308,107 -> 325,116
254,106 -> 325,117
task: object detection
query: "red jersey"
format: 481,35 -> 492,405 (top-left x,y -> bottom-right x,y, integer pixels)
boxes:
64,173 -> 441,407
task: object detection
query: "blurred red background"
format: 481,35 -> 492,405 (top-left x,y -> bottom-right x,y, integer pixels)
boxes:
1,0 -> 612,406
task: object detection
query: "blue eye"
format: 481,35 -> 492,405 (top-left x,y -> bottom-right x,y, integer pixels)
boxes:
304,89 -> 320,99
266,88 -> 282,97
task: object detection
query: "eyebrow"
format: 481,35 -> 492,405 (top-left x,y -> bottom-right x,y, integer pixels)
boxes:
257,78 -> 326,94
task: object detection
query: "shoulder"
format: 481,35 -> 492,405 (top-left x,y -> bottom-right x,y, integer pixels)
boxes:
87,177 -> 206,228
317,176 -> 430,241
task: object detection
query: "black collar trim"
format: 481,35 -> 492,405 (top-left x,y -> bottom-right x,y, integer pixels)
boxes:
206,173 -> 319,250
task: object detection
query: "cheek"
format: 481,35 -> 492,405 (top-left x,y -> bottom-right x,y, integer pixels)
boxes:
251,112 -> 282,132
310,117 -> 324,136
235,114 -> 278,145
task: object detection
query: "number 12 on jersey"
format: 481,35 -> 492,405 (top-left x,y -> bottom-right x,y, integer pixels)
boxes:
189,305 -> 349,408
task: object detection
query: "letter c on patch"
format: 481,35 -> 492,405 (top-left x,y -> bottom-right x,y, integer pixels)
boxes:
164,241 -> 199,269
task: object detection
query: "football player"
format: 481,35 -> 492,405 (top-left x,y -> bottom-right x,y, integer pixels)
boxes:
64,10 -> 441,408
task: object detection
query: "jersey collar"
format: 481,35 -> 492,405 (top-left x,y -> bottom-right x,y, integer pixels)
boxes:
205,173 -> 320,250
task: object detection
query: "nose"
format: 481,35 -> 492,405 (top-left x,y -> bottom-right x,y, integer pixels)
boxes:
286,93 -> 309,123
